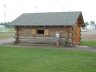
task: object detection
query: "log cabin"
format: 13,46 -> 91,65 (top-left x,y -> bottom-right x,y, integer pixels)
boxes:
9,11 -> 84,46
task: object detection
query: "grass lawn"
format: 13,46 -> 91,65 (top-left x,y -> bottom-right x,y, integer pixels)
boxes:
0,28 -> 15,39
0,35 -> 12,39
0,32 -> 14,39
0,46 -> 96,72
80,40 -> 96,47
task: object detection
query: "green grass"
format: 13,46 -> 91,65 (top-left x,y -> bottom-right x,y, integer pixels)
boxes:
0,28 -> 15,33
0,35 -> 12,39
0,46 -> 96,72
0,28 -> 15,39
0,32 -> 14,39
80,40 -> 96,47
7,28 -> 15,32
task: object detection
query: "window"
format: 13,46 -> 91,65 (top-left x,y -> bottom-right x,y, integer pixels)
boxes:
37,30 -> 44,34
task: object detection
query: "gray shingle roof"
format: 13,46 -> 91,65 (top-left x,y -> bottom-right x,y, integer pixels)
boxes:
9,11 -> 84,26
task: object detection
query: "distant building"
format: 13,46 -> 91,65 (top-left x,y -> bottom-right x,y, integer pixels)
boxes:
0,25 -> 5,29
95,25 -> 96,29
86,23 -> 96,30
0,25 -> 6,32
81,27 -> 87,32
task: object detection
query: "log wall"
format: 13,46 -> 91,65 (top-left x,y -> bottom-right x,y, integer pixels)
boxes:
15,25 -> 81,45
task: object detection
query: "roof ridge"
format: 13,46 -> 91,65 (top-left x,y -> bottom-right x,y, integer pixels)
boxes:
22,11 -> 82,15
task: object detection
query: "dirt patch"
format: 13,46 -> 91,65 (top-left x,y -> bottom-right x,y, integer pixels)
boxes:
2,42 -> 96,52
81,30 -> 96,40
0,38 -> 15,45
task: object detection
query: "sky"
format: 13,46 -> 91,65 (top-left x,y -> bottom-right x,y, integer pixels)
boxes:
0,0 -> 96,23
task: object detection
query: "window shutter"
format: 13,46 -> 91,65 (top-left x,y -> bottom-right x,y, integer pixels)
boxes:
32,28 -> 36,35
44,29 -> 49,36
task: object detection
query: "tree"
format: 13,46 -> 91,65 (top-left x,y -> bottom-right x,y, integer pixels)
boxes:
90,21 -> 95,25
0,22 -> 14,28
84,22 -> 89,27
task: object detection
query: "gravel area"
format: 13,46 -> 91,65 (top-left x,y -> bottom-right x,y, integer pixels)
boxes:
0,38 -> 15,45
81,29 -> 96,40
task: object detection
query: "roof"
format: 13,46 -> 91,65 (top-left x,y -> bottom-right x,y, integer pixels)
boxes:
9,11 -> 84,26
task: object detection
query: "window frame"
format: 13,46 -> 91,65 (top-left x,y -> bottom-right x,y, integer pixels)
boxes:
37,29 -> 44,35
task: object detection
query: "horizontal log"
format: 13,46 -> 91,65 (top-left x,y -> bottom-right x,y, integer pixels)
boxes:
15,34 -> 32,36
18,35 -> 75,38
17,37 -> 73,45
